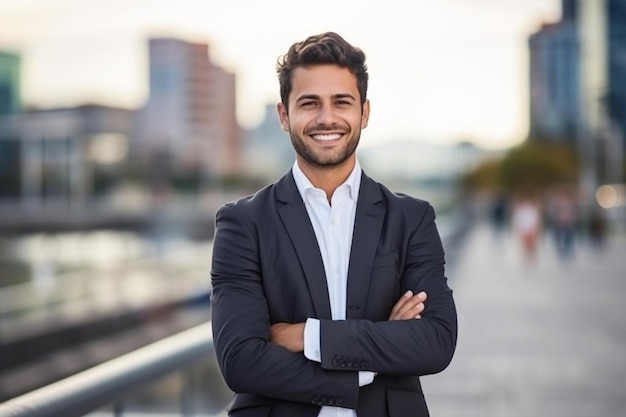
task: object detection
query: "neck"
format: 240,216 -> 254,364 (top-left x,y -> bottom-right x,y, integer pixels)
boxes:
298,158 -> 355,202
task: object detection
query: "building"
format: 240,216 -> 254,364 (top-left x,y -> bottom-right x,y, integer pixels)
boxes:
137,38 -> 240,180
529,0 -> 626,190
244,103 -> 293,180
0,51 -> 22,198
0,105 -> 135,206
0,50 -> 21,115
577,0 -> 626,186
528,0 -> 580,144
606,1 -> 626,143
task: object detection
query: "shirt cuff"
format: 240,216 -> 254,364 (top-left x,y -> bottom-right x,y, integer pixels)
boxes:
358,371 -> 375,387
304,318 -> 321,362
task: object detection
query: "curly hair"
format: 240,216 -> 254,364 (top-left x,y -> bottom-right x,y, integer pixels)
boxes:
276,32 -> 368,110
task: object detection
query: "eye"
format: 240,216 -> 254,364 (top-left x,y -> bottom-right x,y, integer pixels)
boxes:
335,100 -> 352,107
300,101 -> 317,108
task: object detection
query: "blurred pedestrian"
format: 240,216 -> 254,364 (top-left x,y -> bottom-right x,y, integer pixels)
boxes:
512,195 -> 542,262
588,207 -> 608,250
489,192 -> 509,240
549,190 -> 578,260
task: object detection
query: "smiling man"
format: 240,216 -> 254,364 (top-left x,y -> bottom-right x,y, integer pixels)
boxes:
210,32 -> 457,417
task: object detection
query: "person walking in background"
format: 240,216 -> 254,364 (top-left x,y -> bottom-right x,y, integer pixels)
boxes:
588,206 -> 608,250
489,192 -> 510,241
512,194 -> 542,262
549,189 -> 578,260
210,32 -> 457,417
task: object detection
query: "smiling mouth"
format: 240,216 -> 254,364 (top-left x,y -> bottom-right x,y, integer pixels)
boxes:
310,133 -> 344,141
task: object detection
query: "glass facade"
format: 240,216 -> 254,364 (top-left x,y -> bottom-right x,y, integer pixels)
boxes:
0,51 -> 21,115
607,0 -> 626,142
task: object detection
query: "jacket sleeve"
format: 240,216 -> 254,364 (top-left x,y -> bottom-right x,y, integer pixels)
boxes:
319,204 -> 458,376
210,204 -> 359,409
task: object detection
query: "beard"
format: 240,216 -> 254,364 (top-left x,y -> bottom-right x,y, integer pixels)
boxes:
289,124 -> 361,168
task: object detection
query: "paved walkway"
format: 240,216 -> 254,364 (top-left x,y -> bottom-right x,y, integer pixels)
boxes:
423,222 -> 626,417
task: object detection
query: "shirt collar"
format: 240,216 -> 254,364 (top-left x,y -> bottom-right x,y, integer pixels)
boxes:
292,159 -> 362,203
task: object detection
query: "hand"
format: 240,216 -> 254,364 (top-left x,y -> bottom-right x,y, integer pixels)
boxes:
270,322 -> 305,352
388,290 -> 427,320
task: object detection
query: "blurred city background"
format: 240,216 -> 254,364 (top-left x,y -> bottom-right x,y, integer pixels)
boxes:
0,0 -> 625,416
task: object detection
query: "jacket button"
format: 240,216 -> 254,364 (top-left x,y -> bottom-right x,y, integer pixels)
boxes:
336,398 -> 344,406
360,361 -> 369,368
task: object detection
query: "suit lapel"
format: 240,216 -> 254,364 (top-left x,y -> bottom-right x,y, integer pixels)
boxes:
275,173 -> 332,320
346,174 -> 385,319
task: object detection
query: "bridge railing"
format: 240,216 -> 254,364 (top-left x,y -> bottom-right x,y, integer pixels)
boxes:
0,322 -> 231,417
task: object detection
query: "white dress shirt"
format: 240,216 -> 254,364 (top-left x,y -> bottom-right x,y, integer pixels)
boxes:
292,160 -> 374,417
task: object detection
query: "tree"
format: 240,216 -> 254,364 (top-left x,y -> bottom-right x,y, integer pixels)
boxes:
461,142 -> 578,194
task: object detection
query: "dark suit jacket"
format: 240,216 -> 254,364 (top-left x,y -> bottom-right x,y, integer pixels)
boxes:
211,171 -> 457,417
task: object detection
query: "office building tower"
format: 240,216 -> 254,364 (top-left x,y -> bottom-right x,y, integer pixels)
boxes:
578,0 -> 626,184
529,0 -> 625,186
138,38 -> 240,177
0,51 -> 21,115
528,0 -> 580,143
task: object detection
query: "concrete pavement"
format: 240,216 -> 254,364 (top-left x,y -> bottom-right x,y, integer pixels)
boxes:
423,222 -> 626,417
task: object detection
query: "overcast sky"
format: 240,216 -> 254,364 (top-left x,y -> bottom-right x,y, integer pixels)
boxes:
0,0 -> 561,149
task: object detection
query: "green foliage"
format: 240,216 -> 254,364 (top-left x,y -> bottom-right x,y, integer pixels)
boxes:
462,142 -> 578,193
461,158 -> 502,190
500,142 -> 577,191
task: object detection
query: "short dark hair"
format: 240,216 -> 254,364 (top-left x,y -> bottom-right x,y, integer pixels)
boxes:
276,32 -> 368,110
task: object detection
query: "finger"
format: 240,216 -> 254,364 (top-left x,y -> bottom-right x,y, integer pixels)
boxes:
389,290 -> 413,318
395,298 -> 425,320
390,293 -> 420,320
393,292 -> 428,320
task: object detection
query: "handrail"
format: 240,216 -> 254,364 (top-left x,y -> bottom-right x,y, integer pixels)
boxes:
0,322 -> 215,417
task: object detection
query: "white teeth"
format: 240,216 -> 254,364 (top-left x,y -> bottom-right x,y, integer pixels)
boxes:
312,133 -> 342,141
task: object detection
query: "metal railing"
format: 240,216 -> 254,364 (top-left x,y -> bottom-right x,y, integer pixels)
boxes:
0,322 -> 218,417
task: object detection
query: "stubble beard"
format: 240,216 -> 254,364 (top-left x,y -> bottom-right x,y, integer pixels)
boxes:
289,127 -> 361,168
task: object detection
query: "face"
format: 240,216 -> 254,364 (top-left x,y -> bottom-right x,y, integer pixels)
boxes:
277,65 -> 369,171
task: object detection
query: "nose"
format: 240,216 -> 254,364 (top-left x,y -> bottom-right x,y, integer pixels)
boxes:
315,103 -> 338,125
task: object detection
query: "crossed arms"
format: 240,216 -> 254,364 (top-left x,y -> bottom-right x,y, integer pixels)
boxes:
270,290 -> 429,352
210,202 -> 457,409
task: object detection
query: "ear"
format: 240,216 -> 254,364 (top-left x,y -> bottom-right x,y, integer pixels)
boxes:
277,103 -> 290,131
361,99 -> 370,129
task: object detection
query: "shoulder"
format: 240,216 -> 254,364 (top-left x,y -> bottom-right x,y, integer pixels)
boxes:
216,172 -> 294,220
218,182 -> 275,217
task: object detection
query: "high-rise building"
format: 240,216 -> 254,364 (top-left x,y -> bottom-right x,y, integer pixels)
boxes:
606,0 -> 626,150
577,0 -> 626,185
138,38 -> 240,177
528,0 -> 580,143
0,51 -> 22,198
0,51 -> 21,115
529,0 -> 626,187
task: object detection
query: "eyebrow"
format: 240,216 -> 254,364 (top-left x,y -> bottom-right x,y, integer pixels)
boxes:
295,93 -> 357,103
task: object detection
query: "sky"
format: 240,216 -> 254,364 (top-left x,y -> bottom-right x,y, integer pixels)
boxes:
0,0 -> 561,149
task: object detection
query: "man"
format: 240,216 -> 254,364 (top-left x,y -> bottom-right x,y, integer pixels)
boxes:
211,32 -> 457,417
